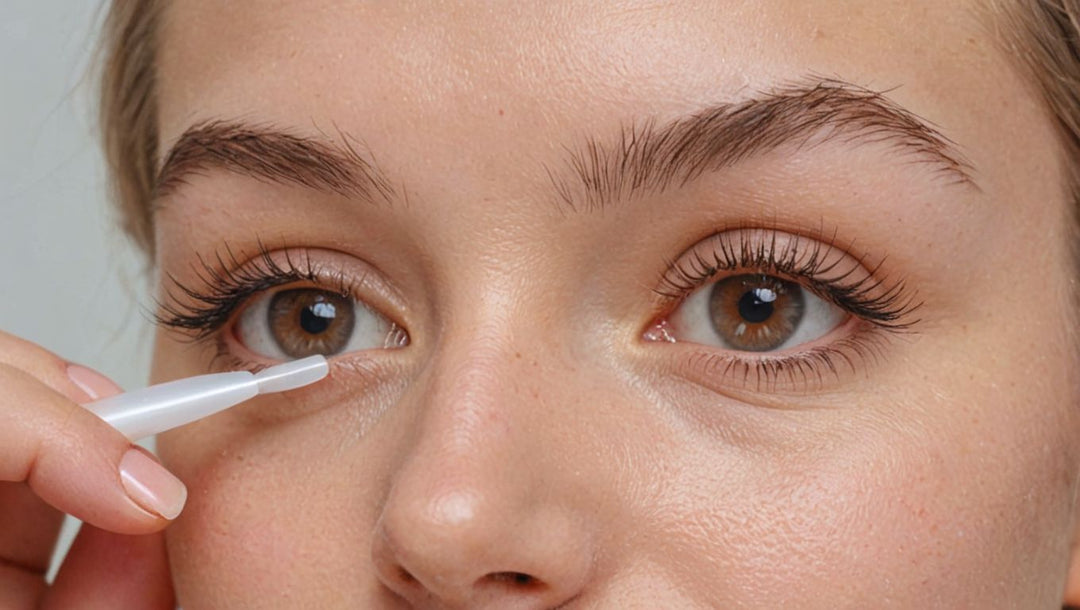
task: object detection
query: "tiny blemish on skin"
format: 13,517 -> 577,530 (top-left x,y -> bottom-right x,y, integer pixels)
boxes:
498,108 -> 504,116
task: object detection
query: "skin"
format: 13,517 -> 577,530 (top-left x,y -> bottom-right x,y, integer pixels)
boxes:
139,0 -> 1080,607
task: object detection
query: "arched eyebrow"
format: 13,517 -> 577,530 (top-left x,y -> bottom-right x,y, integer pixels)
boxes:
155,80 -> 975,214
153,120 -> 396,207
547,79 -> 978,213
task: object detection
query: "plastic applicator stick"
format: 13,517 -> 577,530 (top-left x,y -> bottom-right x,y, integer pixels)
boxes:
83,355 -> 329,440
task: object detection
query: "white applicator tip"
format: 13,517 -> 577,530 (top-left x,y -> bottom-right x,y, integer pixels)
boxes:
83,354 -> 331,440
254,355 -> 330,394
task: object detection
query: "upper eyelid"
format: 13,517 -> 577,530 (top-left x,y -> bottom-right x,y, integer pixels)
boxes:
655,227 -> 849,294
156,246 -> 321,338
156,244 -> 397,340
654,228 -> 922,331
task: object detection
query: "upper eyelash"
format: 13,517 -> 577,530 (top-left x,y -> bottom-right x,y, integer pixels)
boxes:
156,241 -> 351,341
654,228 -> 922,330
160,228 -> 917,355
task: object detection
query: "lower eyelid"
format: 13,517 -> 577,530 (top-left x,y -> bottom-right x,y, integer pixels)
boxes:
652,317 -> 891,399
205,347 -> 407,426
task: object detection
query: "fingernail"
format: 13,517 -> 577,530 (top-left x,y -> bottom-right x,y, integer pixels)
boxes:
67,364 -> 122,401
119,448 -> 188,520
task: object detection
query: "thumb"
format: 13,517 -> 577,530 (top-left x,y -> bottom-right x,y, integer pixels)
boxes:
42,524 -> 174,610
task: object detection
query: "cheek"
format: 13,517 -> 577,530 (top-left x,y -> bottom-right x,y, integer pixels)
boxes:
645,393 -> 1078,606
156,401 -> 390,605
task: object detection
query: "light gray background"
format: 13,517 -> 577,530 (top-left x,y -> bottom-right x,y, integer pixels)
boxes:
2,3 -> 151,386
2,1 -> 153,580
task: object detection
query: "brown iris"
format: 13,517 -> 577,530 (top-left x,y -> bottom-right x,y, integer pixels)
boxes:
708,274 -> 805,351
266,288 -> 356,358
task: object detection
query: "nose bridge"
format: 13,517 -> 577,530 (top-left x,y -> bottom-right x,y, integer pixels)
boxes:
411,255 -> 581,472
371,303 -> 599,607
427,319 -> 529,455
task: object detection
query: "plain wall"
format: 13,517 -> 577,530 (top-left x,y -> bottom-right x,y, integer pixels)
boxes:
2,2 -> 151,387
1,0 -> 153,581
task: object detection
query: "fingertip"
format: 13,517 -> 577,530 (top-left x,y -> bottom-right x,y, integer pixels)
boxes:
25,413 -> 183,535
118,448 -> 188,522
66,364 -> 123,403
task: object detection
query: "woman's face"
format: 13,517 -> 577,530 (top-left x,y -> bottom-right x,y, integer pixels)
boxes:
149,0 -> 1080,607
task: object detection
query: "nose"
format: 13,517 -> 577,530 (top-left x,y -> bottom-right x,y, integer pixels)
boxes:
370,338 -> 597,609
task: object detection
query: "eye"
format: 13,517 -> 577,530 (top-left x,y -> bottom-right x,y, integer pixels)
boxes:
235,287 -> 407,360
666,274 -> 846,352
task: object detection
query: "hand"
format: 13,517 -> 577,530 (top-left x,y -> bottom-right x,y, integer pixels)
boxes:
0,330 -> 179,609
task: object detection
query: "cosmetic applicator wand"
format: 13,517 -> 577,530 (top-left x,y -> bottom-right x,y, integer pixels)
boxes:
82,355 -> 329,441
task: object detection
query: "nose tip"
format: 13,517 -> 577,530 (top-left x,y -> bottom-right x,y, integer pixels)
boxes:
371,488 -> 592,609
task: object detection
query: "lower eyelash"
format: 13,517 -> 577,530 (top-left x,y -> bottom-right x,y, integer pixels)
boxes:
681,326 -> 891,393
655,226 -> 922,331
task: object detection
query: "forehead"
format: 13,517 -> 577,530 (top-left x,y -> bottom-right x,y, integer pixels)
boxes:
155,1 -> 1003,155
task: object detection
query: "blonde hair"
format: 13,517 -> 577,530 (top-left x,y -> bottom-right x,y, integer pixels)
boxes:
99,0 -> 160,256
987,0 -> 1080,276
99,1 -> 1080,258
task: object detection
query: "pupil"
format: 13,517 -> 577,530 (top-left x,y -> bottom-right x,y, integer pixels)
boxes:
738,287 -> 776,324
299,300 -> 336,334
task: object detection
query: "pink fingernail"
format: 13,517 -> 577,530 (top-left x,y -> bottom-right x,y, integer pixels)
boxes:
67,364 -> 122,401
119,448 -> 188,520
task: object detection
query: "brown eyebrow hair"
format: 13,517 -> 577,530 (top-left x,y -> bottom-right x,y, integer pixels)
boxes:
154,80 -> 974,215
547,79 -> 977,213
154,120 -> 396,206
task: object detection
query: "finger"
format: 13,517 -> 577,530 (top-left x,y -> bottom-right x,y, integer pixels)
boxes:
0,482 -> 63,578
0,555 -> 46,609
0,330 -> 135,606
0,363 -> 187,533
0,329 -> 121,404
43,525 -> 174,610
0,327 -> 129,561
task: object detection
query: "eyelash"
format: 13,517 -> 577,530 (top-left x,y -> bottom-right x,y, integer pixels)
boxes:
157,241 -> 356,345
159,229 -> 918,390
652,228 -> 921,390
656,228 -> 919,327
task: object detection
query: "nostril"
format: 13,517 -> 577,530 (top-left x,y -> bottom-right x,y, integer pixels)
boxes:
398,567 -> 417,584
487,571 -> 540,588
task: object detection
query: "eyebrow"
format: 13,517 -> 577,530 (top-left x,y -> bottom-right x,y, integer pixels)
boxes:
154,120 -> 396,206
155,80 -> 974,215
547,79 -> 977,213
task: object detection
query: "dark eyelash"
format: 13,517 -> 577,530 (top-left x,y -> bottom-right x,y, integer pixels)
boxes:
654,228 -> 922,330
156,241 -> 349,341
